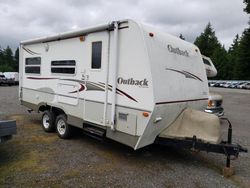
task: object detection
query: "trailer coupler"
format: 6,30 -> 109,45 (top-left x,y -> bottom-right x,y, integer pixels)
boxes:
155,118 -> 247,171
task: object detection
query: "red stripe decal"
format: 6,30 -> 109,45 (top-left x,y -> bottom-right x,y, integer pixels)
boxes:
69,84 -> 85,94
116,88 -> 138,103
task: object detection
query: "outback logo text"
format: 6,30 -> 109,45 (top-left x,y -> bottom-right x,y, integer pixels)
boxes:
167,44 -> 189,57
117,77 -> 148,87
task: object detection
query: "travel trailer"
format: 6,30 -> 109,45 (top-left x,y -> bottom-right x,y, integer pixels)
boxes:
202,55 -> 224,117
202,55 -> 217,77
19,19 -> 246,169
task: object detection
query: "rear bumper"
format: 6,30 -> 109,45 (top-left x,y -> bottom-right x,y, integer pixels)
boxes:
205,107 -> 224,117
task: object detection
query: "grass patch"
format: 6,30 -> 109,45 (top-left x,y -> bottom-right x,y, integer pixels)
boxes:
0,150 -> 49,184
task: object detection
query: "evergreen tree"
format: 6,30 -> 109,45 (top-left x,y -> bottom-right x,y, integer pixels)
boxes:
194,22 -> 227,79
0,46 -> 14,72
244,0 -> 250,15
4,46 -> 13,65
234,0 -> 250,80
212,46 -> 229,79
194,22 -> 221,57
228,34 -> 240,79
13,48 -> 19,71
236,28 -> 250,79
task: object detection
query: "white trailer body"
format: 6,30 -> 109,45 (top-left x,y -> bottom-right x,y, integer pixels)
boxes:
19,19 -> 209,149
202,55 -> 217,77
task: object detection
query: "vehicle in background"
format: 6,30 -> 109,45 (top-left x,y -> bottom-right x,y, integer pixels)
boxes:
202,55 -> 224,117
223,82 -> 232,88
202,55 -> 217,77
3,72 -> 19,85
0,74 -> 15,86
213,82 -> 221,87
0,74 -> 8,85
205,93 -> 224,117
209,82 -> 216,87
228,82 -> 238,88
208,80 -> 250,89
242,82 -> 250,89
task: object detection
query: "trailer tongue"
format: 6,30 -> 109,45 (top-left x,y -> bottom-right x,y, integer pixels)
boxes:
155,111 -> 247,175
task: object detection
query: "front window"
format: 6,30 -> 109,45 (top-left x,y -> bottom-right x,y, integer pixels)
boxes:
203,58 -> 211,66
25,57 -> 41,74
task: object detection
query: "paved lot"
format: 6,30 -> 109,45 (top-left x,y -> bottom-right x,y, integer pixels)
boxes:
0,86 -> 249,187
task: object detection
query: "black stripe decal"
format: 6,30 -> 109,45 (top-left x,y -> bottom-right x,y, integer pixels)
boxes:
166,68 -> 203,82
23,47 -> 35,55
23,47 -> 41,55
156,98 -> 208,105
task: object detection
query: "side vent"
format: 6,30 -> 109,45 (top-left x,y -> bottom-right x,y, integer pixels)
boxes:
116,112 -> 137,136
119,112 -> 128,121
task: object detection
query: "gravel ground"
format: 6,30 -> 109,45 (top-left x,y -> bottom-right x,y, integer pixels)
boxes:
0,86 -> 249,188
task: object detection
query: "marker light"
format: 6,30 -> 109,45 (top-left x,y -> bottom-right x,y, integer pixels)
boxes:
208,100 -> 215,107
79,36 -> 85,42
143,112 -> 149,117
149,32 -> 154,37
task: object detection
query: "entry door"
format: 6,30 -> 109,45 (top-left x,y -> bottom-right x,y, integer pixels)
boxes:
83,31 -> 109,126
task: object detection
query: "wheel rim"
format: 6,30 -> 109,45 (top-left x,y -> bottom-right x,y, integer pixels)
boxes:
57,119 -> 66,135
42,114 -> 50,129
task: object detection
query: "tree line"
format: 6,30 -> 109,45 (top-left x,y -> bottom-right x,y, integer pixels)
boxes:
185,0 -> 250,80
0,47 -> 19,72
0,1 -> 249,80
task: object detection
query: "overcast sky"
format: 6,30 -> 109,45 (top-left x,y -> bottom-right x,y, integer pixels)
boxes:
0,0 -> 248,50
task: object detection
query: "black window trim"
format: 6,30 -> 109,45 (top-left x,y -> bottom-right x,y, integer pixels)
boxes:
91,41 -> 102,70
202,58 -> 211,66
51,60 -> 76,75
25,57 -> 41,75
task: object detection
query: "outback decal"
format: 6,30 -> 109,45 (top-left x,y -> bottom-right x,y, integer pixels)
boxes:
165,68 -> 203,82
167,44 -> 189,57
117,77 -> 148,88
26,77 -> 138,102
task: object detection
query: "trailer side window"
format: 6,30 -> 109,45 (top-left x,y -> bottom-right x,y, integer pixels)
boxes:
25,57 -> 41,74
203,58 -> 211,66
91,41 -> 102,69
51,60 -> 76,74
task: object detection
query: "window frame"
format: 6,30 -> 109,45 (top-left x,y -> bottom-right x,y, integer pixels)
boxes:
25,57 -> 41,75
50,60 -> 77,76
202,58 -> 211,66
91,41 -> 102,70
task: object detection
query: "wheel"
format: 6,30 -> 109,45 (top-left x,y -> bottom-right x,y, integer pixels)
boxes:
41,110 -> 55,132
55,114 -> 72,139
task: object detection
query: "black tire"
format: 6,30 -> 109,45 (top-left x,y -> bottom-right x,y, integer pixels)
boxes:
55,114 -> 72,139
41,110 -> 55,132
